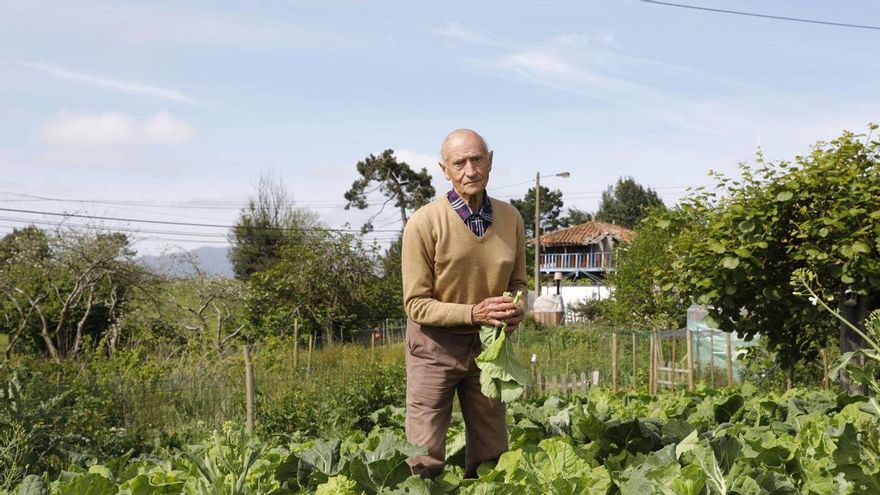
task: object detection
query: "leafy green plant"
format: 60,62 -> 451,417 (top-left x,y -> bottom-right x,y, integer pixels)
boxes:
792,268 -> 880,398
0,420 -> 29,489
666,127 -> 880,374
181,423 -> 275,495
10,386 -> 880,494
476,291 -> 531,402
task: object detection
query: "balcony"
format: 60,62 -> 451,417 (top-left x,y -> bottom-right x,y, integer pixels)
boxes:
539,252 -> 614,273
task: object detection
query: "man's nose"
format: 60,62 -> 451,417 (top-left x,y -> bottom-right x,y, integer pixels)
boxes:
463,160 -> 479,176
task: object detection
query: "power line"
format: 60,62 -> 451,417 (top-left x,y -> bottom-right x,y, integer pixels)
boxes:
0,222 -> 401,251
0,216 -> 401,242
0,191 -> 385,210
641,0 -> 880,31
0,207 -> 401,233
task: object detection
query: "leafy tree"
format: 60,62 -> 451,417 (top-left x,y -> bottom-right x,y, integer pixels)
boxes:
595,177 -> 664,229
0,228 -> 145,361
562,207 -> 593,227
375,238 -> 406,321
0,227 -> 50,359
604,206 -> 690,328
510,186 -> 565,238
344,150 -> 436,233
247,229 -> 384,346
132,252 -> 250,355
668,127 -> 880,383
229,173 -> 318,279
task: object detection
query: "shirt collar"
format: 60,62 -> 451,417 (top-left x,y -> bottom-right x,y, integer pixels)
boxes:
447,188 -> 493,223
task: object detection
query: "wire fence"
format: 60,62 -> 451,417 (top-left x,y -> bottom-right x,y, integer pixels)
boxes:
67,318 -> 834,435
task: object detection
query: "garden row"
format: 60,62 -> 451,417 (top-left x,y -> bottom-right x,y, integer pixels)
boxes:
7,385 -> 879,494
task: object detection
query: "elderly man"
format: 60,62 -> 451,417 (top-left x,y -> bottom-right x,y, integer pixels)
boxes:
401,129 -> 527,478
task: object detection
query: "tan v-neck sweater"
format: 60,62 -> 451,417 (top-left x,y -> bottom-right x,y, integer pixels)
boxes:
401,195 -> 528,334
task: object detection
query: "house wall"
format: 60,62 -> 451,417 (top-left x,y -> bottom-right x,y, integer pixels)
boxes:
540,284 -> 612,304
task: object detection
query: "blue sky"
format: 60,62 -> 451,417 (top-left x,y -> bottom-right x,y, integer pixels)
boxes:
1,0 -> 878,254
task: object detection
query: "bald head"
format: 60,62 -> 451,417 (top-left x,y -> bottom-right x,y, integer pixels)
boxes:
441,129 -> 489,164
438,129 -> 493,209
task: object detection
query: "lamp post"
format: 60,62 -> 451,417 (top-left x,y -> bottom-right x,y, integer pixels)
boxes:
534,171 -> 570,295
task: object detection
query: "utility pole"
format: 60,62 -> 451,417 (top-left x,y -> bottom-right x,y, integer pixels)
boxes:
533,172 -> 571,297
534,172 -> 542,295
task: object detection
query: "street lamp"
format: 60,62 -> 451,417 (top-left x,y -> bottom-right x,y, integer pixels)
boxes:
535,172 -> 570,296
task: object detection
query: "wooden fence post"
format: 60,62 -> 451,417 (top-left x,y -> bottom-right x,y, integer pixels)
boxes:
631,333 -> 637,391
725,332 -> 734,387
709,331 -> 716,388
821,348 -> 830,390
580,372 -> 587,395
243,345 -> 255,434
293,319 -> 299,371
611,332 -> 619,393
370,333 -> 376,364
307,333 -> 314,374
530,360 -> 537,399
687,327 -> 695,392
648,332 -> 655,395
670,336 -> 677,393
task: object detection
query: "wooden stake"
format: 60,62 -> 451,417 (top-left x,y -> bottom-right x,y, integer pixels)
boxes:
370,332 -> 375,364
631,333 -> 637,391
307,333 -> 313,374
670,336 -> 677,393
611,332 -> 619,393
821,348 -> 830,390
709,331 -> 716,388
562,366 -> 568,397
293,319 -> 299,371
686,327 -> 694,392
243,345 -> 255,434
530,360 -> 537,399
648,332 -> 655,395
725,332 -> 734,387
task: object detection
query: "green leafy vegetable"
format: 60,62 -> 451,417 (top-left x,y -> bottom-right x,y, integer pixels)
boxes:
475,291 -> 531,402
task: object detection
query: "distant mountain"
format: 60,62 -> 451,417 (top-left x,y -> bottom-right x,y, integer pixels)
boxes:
140,246 -> 234,278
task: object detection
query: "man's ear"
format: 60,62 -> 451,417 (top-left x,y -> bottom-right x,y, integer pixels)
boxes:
439,161 -> 451,181
487,150 -> 493,173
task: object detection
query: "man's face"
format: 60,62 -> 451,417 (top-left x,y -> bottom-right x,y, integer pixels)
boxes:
440,133 -> 493,199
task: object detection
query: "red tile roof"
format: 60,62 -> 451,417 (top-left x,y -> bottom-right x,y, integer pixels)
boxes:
535,220 -> 635,247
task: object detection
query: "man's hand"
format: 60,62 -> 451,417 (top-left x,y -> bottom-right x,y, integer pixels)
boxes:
503,299 -> 525,335
472,295 -> 524,329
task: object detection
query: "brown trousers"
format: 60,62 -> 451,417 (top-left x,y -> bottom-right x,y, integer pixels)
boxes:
404,319 -> 508,479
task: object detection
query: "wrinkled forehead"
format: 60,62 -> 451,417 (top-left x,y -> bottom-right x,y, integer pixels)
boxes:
441,130 -> 489,162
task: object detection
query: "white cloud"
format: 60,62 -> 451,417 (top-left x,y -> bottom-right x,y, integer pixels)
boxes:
142,112 -> 197,144
41,111 -> 196,146
14,60 -> 196,105
497,51 -> 577,78
395,149 -> 439,170
41,112 -> 136,146
553,32 -> 621,49
431,21 -> 507,48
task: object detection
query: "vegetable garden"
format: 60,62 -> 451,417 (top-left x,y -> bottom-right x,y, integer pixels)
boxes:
7,384 -> 880,494
3,127 -> 880,494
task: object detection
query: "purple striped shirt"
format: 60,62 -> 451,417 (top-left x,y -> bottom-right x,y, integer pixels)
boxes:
447,189 -> 493,237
